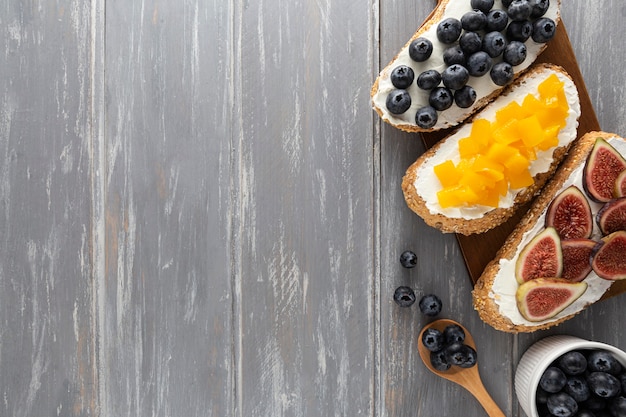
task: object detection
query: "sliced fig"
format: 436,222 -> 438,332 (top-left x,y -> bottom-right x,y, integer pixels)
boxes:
561,239 -> 596,282
516,277 -> 587,322
515,227 -> 563,284
545,185 -> 594,239
597,197 -> 626,235
583,137 -> 626,203
615,170 -> 626,198
591,230 -> 626,280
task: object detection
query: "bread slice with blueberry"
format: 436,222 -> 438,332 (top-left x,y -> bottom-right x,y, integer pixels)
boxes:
371,0 -> 561,132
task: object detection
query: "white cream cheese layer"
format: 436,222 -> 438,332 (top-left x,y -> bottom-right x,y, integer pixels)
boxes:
491,137 -> 626,327
371,0 -> 560,130
413,69 -> 580,219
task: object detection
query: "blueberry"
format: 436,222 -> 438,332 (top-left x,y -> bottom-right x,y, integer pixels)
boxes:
436,17 -> 462,44
390,65 -> 415,89
430,349 -> 451,371
442,64 -> 469,90
582,394 -> 608,412
428,87 -> 453,112
409,37 -> 433,62
458,345 -> 478,368
399,250 -> 418,268
536,387 -> 550,404
443,324 -> 465,344
540,366 -> 568,393
486,9 -> 509,32
415,106 -> 438,129
609,396 -> 626,417
587,372 -> 622,398
393,286 -> 416,307
466,51 -> 493,77
444,342 -> 476,367
454,85 -> 477,108
529,0 -> 550,18
418,294 -> 443,316
558,351 -> 588,375
503,41 -> 527,66
421,328 -> 445,352
461,10 -> 487,31
459,31 -> 483,55
501,0 -> 514,7
470,0 -> 494,13
416,70 -> 442,90
565,376 -> 591,403
482,31 -> 507,58
443,45 -> 466,66
547,392 -> 579,417
619,373 -> 626,393
490,62 -> 514,86
532,17 -> 557,43
506,19 -> 533,42
386,89 -> 411,114
588,351 -> 622,375
507,0 -> 532,21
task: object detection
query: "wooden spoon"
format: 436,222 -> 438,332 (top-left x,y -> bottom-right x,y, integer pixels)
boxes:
418,319 -> 506,417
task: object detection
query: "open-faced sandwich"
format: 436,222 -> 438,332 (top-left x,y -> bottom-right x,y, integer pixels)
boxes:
402,63 -> 581,235
472,131 -> 626,332
371,0 -> 561,132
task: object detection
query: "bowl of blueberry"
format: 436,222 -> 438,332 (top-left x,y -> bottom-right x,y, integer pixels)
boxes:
515,335 -> 626,417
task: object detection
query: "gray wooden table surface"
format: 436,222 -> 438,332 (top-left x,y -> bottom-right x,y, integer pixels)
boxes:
1,1 -> 625,416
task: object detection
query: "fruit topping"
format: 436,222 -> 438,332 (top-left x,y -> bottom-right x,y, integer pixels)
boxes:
615,170 -> 626,198
429,87 -> 454,111
515,227 -> 563,284
529,0 -> 550,18
597,197 -> 626,235
507,0 -> 533,21
461,11 -> 487,32
515,277 -> 587,322
390,65 -> 415,89
470,0 -> 494,13
503,40 -> 527,66
399,250 -> 418,268
419,294 -> 443,316
466,51 -> 493,77
442,64 -> 470,90
393,286 -> 416,307
408,37 -> 434,62
386,89 -> 411,114
532,17 -> 557,43
486,9 -> 509,32
506,20 -> 533,42
443,45 -> 467,66
416,69 -> 441,90
545,185 -> 594,240
415,106 -> 438,129
437,17 -> 463,44
454,85 -> 477,108
459,31 -> 483,55
560,239 -> 596,282
583,137 -> 626,203
490,61 -> 514,86
482,31 -> 507,58
590,230 -> 626,280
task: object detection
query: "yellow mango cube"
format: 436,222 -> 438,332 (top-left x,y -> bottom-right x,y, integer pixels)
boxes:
434,160 -> 461,187
518,115 -> 545,148
508,168 -> 534,189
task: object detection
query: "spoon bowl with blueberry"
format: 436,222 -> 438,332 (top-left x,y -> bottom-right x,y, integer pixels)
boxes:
418,319 -> 506,417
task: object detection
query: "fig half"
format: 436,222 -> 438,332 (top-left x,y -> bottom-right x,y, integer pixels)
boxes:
515,227 -> 563,284
545,185 -> 593,239
583,137 -> 626,203
591,230 -> 626,280
597,197 -> 626,235
561,239 -> 596,282
516,278 -> 587,322
615,170 -> 626,198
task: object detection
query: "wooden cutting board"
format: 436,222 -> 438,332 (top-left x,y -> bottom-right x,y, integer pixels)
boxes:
419,22 -> 626,299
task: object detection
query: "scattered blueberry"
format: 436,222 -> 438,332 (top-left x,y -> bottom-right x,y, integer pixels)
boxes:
558,351 -> 588,375
461,10 -> 487,31
393,286 -> 416,307
421,328 -> 445,352
532,17 -> 557,43
507,0 -> 532,21
529,0 -> 550,18
390,65 -> 415,89
408,37 -> 433,62
415,106 -> 438,129
506,19 -> 533,42
436,17 -> 462,44
486,9 -> 509,32
418,294 -> 443,317
540,366 -> 568,393
588,351 -> 622,375
430,349 -> 451,372
428,87 -> 453,112
442,64 -> 469,90
503,41 -> 527,66
587,372 -> 622,398
416,69 -> 441,90
443,45 -> 466,66
565,376 -> 591,403
490,62 -> 514,86
547,392 -> 579,417
466,51 -> 493,77
459,31 -> 483,55
443,323 -> 465,344
386,89 -> 411,114
482,31 -> 507,58
470,0 -> 494,13
454,85 -> 477,108
399,250 -> 418,268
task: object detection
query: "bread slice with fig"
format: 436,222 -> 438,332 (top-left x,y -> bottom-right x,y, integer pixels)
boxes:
472,131 -> 626,333
371,0 -> 561,132
402,63 -> 580,235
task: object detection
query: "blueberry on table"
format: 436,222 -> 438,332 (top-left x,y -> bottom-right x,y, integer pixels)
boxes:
482,31 -> 507,58
421,328 -> 445,352
490,62 -> 514,86
436,17 -> 462,44
470,0 -> 494,13
507,0 -> 532,21
506,20 -> 533,42
393,286 -> 416,307
399,250 -> 418,268
415,106 -> 438,129
442,64 -> 469,90
461,10 -> 487,31
532,17 -> 557,43
486,9 -> 509,32
454,85 -> 477,108
547,392 -> 579,417
467,51 -> 493,77
418,294 -> 442,317
409,37 -> 433,62
416,69 -> 441,90
385,89 -> 411,114
390,65 -> 415,89
428,87 -> 453,112
503,41 -> 527,66
540,366 -> 567,393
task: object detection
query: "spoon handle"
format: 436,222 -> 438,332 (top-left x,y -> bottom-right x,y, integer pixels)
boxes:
464,379 -> 506,417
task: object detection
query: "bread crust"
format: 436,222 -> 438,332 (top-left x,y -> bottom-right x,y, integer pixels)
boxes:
402,64 -> 579,235
472,132 -> 624,332
371,0 -> 562,133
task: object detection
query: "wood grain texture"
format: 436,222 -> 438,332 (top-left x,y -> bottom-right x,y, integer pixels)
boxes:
1,0 -> 625,416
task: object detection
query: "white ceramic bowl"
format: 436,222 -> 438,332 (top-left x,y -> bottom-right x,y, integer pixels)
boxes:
515,335 -> 626,417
